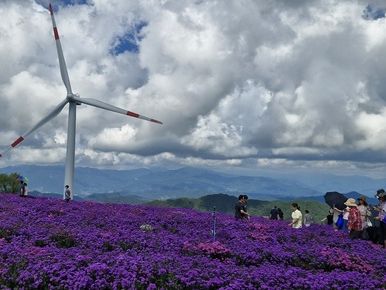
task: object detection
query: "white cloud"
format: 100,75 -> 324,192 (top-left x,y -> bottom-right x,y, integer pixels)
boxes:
2,0 -> 386,176
88,124 -> 138,149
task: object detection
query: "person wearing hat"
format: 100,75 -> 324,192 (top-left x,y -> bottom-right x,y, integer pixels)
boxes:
344,198 -> 362,239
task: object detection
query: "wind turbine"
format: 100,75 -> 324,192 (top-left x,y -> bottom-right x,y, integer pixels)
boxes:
0,3 -> 162,200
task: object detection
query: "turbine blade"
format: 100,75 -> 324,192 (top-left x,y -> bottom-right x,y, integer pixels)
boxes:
48,3 -> 72,95
1,100 -> 68,156
71,96 -> 163,125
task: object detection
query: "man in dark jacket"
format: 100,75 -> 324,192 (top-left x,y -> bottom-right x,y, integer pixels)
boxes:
235,194 -> 249,219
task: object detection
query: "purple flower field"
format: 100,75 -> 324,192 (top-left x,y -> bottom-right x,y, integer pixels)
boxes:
0,193 -> 385,289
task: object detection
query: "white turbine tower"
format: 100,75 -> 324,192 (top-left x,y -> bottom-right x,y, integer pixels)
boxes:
0,3 -> 162,200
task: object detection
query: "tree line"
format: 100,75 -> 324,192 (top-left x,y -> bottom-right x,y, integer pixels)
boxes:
0,173 -> 21,193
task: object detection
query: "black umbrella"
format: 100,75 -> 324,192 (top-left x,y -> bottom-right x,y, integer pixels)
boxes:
324,191 -> 348,210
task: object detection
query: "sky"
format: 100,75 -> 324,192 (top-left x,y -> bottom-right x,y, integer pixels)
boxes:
1,0 -> 386,177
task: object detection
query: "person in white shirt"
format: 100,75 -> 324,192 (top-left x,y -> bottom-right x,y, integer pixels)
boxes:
289,203 -> 302,229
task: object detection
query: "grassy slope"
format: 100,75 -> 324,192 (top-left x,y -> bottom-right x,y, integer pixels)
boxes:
147,194 -> 330,223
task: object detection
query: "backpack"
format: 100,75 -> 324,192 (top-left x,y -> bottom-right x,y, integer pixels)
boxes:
335,214 -> 344,229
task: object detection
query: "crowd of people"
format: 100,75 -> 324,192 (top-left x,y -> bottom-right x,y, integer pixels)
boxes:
18,179 -> 72,202
235,197 -> 313,228
234,190 -> 386,249
326,190 -> 386,248
269,206 -> 284,220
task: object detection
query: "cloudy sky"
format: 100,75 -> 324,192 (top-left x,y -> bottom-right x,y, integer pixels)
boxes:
1,0 -> 386,177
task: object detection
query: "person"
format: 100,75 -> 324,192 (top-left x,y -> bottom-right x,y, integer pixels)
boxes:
303,210 -> 313,227
19,180 -> 25,197
342,206 -> 350,232
270,206 -> 278,220
357,196 -> 371,229
277,208 -> 284,220
332,206 -> 343,229
23,182 -> 28,196
64,185 -> 71,202
289,203 -> 302,229
234,194 -> 249,220
374,191 -> 386,248
327,207 -> 334,225
344,198 -> 362,239
242,194 -> 249,217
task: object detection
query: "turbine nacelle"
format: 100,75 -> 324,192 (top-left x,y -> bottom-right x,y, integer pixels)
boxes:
67,94 -> 82,105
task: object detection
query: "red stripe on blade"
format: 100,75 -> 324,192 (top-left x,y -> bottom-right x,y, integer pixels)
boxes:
11,136 -> 24,148
127,111 -> 139,118
53,27 -> 59,40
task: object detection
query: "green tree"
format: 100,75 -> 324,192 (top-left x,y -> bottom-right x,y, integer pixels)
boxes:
9,173 -> 20,193
0,174 -> 8,192
0,173 -> 21,193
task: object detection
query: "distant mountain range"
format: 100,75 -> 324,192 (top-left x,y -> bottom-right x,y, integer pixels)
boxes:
0,165 -> 383,202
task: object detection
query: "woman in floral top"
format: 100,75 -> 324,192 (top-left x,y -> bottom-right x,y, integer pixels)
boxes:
344,198 -> 362,240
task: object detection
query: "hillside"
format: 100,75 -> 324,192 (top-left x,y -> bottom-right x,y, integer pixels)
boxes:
0,193 -> 385,288
148,193 -> 330,223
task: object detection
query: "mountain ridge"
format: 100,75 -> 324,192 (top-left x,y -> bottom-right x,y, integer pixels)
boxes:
0,165 -> 383,200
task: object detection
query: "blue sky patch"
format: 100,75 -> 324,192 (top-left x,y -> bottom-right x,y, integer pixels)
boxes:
35,0 -> 88,11
110,21 -> 147,55
362,4 -> 386,20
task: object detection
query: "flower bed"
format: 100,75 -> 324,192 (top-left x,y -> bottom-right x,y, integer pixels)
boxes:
0,193 -> 385,289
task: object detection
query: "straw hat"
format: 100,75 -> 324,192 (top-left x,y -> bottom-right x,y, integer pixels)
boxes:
344,198 -> 357,207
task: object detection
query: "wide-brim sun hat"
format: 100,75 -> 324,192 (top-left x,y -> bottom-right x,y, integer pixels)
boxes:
344,198 -> 357,207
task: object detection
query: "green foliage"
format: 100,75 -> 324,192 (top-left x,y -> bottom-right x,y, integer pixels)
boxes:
34,240 -> 48,247
147,197 -> 199,209
148,194 -> 329,224
9,173 -> 20,193
0,173 -> 21,193
0,174 -> 8,192
102,241 -> 114,252
248,200 -> 330,223
50,232 -> 77,248
3,259 -> 28,289
198,193 -> 269,213
0,227 -> 16,242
